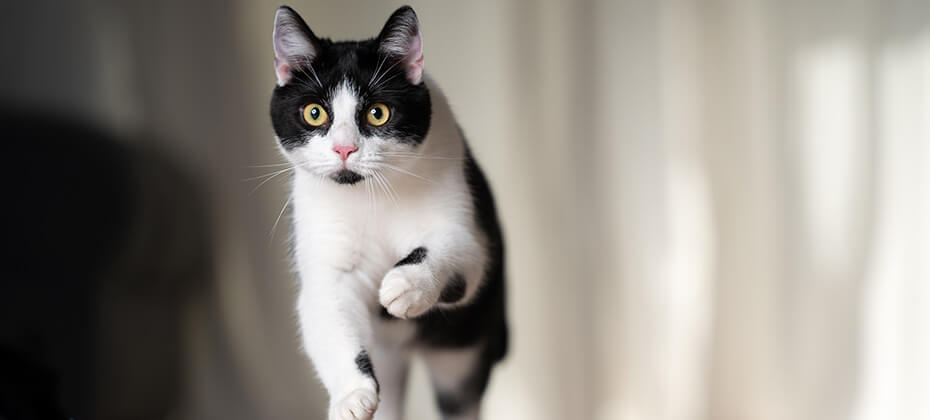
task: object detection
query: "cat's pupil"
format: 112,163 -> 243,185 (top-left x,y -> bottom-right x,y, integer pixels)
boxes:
310,107 -> 320,119
371,107 -> 383,120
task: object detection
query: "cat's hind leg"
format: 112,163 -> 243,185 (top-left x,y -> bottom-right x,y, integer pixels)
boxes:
421,344 -> 494,420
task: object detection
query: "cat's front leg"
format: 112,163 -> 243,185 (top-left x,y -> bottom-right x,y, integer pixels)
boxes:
299,267 -> 380,420
380,226 -> 485,319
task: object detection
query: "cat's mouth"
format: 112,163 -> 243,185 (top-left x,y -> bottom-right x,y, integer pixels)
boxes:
331,169 -> 365,185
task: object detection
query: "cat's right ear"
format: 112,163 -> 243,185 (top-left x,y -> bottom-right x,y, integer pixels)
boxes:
273,6 -> 321,86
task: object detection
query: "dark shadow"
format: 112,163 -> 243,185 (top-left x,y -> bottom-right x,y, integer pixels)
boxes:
0,109 -> 213,420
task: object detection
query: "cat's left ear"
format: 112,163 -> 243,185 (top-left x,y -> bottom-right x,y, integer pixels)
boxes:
377,6 -> 425,85
273,6 -> 321,86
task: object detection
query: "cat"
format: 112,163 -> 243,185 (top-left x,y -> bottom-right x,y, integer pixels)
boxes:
269,5 -> 508,420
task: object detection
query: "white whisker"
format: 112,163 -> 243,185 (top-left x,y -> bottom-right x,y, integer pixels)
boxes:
369,54 -> 388,87
307,62 -> 324,88
244,166 -> 295,182
372,170 -> 398,207
379,153 -> 464,161
248,162 -> 294,168
380,162 -> 438,185
378,170 -> 401,206
372,71 -> 400,91
246,159 -> 330,195
371,59 -> 400,89
269,196 -> 292,244
363,169 -> 376,222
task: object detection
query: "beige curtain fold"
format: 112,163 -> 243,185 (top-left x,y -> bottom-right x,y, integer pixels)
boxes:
26,0 -> 925,418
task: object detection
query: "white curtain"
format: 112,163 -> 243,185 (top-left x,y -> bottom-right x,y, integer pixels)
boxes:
59,0 -> 928,418
216,0 -> 930,419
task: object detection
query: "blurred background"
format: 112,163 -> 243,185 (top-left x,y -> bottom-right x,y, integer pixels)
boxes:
1,0 -> 928,419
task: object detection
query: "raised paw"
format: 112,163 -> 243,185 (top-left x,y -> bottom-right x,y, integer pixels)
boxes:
330,388 -> 378,420
379,265 -> 439,319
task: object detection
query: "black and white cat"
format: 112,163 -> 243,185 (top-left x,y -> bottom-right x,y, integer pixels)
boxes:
269,6 -> 508,420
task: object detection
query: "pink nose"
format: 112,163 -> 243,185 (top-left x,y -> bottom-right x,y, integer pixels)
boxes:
333,145 -> 358,161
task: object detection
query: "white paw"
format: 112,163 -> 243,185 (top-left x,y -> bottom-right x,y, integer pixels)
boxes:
329,388 -> 378,420
379,265 -> 439,319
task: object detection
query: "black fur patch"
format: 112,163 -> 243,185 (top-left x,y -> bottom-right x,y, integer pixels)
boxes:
331,169 -> 363,185
426,146 -> 509,414
436,390 -> 465,416
412,146 -> 509,415
411,146 -> 508,359
432,340 -> 498,417
354,350 -> 379,393
439,273 -> 467,303
394,246 -> 427,266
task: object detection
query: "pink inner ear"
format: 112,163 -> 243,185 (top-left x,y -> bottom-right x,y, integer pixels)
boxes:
405,35 -> 424,85
275,57 -> 292,86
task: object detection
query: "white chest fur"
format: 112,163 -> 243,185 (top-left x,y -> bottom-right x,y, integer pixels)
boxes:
290,161 -> 474,294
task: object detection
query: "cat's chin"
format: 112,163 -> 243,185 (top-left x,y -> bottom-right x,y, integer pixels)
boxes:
331,169 -> 365,185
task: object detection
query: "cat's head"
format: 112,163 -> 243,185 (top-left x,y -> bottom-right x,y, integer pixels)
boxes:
269,5 -> 431,185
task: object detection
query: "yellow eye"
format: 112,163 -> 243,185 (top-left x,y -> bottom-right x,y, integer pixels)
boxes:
302,104 -> 328,126
366,103 -> 390,126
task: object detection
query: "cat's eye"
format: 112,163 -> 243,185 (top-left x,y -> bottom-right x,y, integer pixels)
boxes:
302,104 -> 328,127
366,103 -> 390,127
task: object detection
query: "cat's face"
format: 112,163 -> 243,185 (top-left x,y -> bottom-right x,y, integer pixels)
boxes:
269,6 -> 431,185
